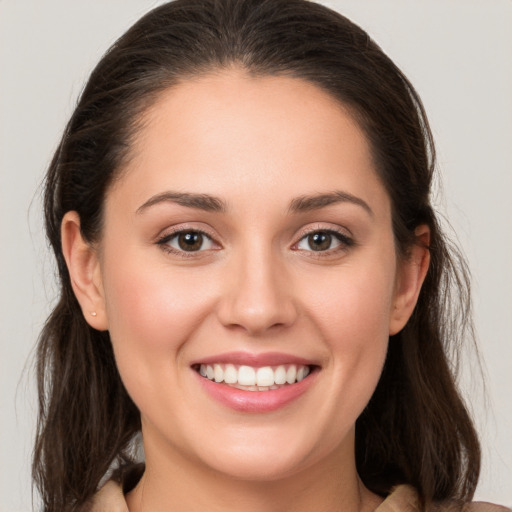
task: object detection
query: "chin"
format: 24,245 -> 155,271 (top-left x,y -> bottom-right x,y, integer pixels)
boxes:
203,448 -> 309,482
189,422 -> 344,483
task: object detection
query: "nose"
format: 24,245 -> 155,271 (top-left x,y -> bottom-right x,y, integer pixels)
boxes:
216,246 -> 298,336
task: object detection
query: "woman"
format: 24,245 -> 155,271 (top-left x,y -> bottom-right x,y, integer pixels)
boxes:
32,1 -> 508,511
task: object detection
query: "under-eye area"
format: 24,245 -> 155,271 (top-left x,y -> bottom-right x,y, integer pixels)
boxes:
193,363 -> 318,391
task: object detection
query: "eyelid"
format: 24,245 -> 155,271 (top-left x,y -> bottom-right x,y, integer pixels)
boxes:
293,223 -> 353,242
156,224 -> 222,256
154,222 -> 354,258
291,224 -> 355,253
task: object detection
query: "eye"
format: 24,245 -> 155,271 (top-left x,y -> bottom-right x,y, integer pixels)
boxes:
295,229 -> 353,253
158,230 -> 216,254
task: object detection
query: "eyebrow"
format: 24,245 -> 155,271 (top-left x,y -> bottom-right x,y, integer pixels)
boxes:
288,191 -> 374,217
136,192 -> 227,214
136,189 -> 373,217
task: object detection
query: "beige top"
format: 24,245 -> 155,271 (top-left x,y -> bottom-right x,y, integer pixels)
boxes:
90,481 -> 510,512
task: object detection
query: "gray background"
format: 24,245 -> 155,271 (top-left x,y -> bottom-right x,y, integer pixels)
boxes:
1,1 -> 510,510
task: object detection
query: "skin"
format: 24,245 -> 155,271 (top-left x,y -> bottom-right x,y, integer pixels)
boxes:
62,70 -> 429,512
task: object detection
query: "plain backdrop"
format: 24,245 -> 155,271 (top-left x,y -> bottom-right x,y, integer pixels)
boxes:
1,1 -> 510,510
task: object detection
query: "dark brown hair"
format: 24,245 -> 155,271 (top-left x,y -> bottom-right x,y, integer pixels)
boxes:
34,0 -> 480,510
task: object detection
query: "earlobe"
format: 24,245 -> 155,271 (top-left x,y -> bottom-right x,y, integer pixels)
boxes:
389,225 -> 430,335
61,211 -> 109,331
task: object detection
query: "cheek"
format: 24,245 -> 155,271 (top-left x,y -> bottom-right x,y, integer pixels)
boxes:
299,255 -> 396,405
100,252 -> 217,387
304,260 -> 396,343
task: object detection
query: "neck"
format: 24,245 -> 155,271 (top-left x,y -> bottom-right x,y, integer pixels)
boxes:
126,429 -> 383,512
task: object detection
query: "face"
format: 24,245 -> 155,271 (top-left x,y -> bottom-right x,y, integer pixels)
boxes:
76,71 -> 423,482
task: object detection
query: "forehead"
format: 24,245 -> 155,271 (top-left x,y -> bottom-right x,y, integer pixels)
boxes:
110,70 -> 388,216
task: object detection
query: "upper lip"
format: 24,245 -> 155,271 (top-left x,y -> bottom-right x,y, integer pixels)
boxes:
190,351 -> 318,368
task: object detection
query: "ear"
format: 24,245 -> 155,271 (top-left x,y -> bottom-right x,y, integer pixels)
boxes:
389,225 -> 430,335
61,211 -> 109,331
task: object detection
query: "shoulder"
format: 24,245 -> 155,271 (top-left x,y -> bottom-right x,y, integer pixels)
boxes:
461,505 -> 511,512
89,480 -> 510,512
378,485 -> 511,512
438,501 -> 511,512
89,480 -> 129,512
88,463 -> 143,512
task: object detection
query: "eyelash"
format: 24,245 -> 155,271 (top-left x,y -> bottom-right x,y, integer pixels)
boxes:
156,227 -> 218,258
293,227 -> 355,256
156,226 -> 354,258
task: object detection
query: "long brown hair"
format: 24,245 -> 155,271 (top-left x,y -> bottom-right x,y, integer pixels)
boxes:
34,1 -> 480,510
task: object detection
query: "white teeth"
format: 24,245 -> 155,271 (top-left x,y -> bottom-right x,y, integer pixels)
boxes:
198,363 -> 312,388
223,364 -> 237,384
274,365 -> 287,385
213,364 -> 223,383
296,366 -> 310,381
238,365 -> 256,386
256,366 -> 274,387
286,365 -> 297,384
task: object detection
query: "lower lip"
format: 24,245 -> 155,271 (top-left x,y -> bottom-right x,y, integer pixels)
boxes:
195,369 -> 317,413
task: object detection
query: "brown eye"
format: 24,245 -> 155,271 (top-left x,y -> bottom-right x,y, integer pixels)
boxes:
295,229 -> 353,254
307,232 -> 332,251
160,230 -> 215,254
177,232 -> 204,251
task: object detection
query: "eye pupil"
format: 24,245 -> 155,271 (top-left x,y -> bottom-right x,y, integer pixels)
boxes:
308,232 -> 331,251
178,232 -> 203,251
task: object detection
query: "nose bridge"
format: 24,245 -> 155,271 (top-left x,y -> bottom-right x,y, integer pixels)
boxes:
217,236 -> 296,335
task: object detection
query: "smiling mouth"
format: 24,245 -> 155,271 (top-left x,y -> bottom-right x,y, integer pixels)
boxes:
193,363 -> 315,391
